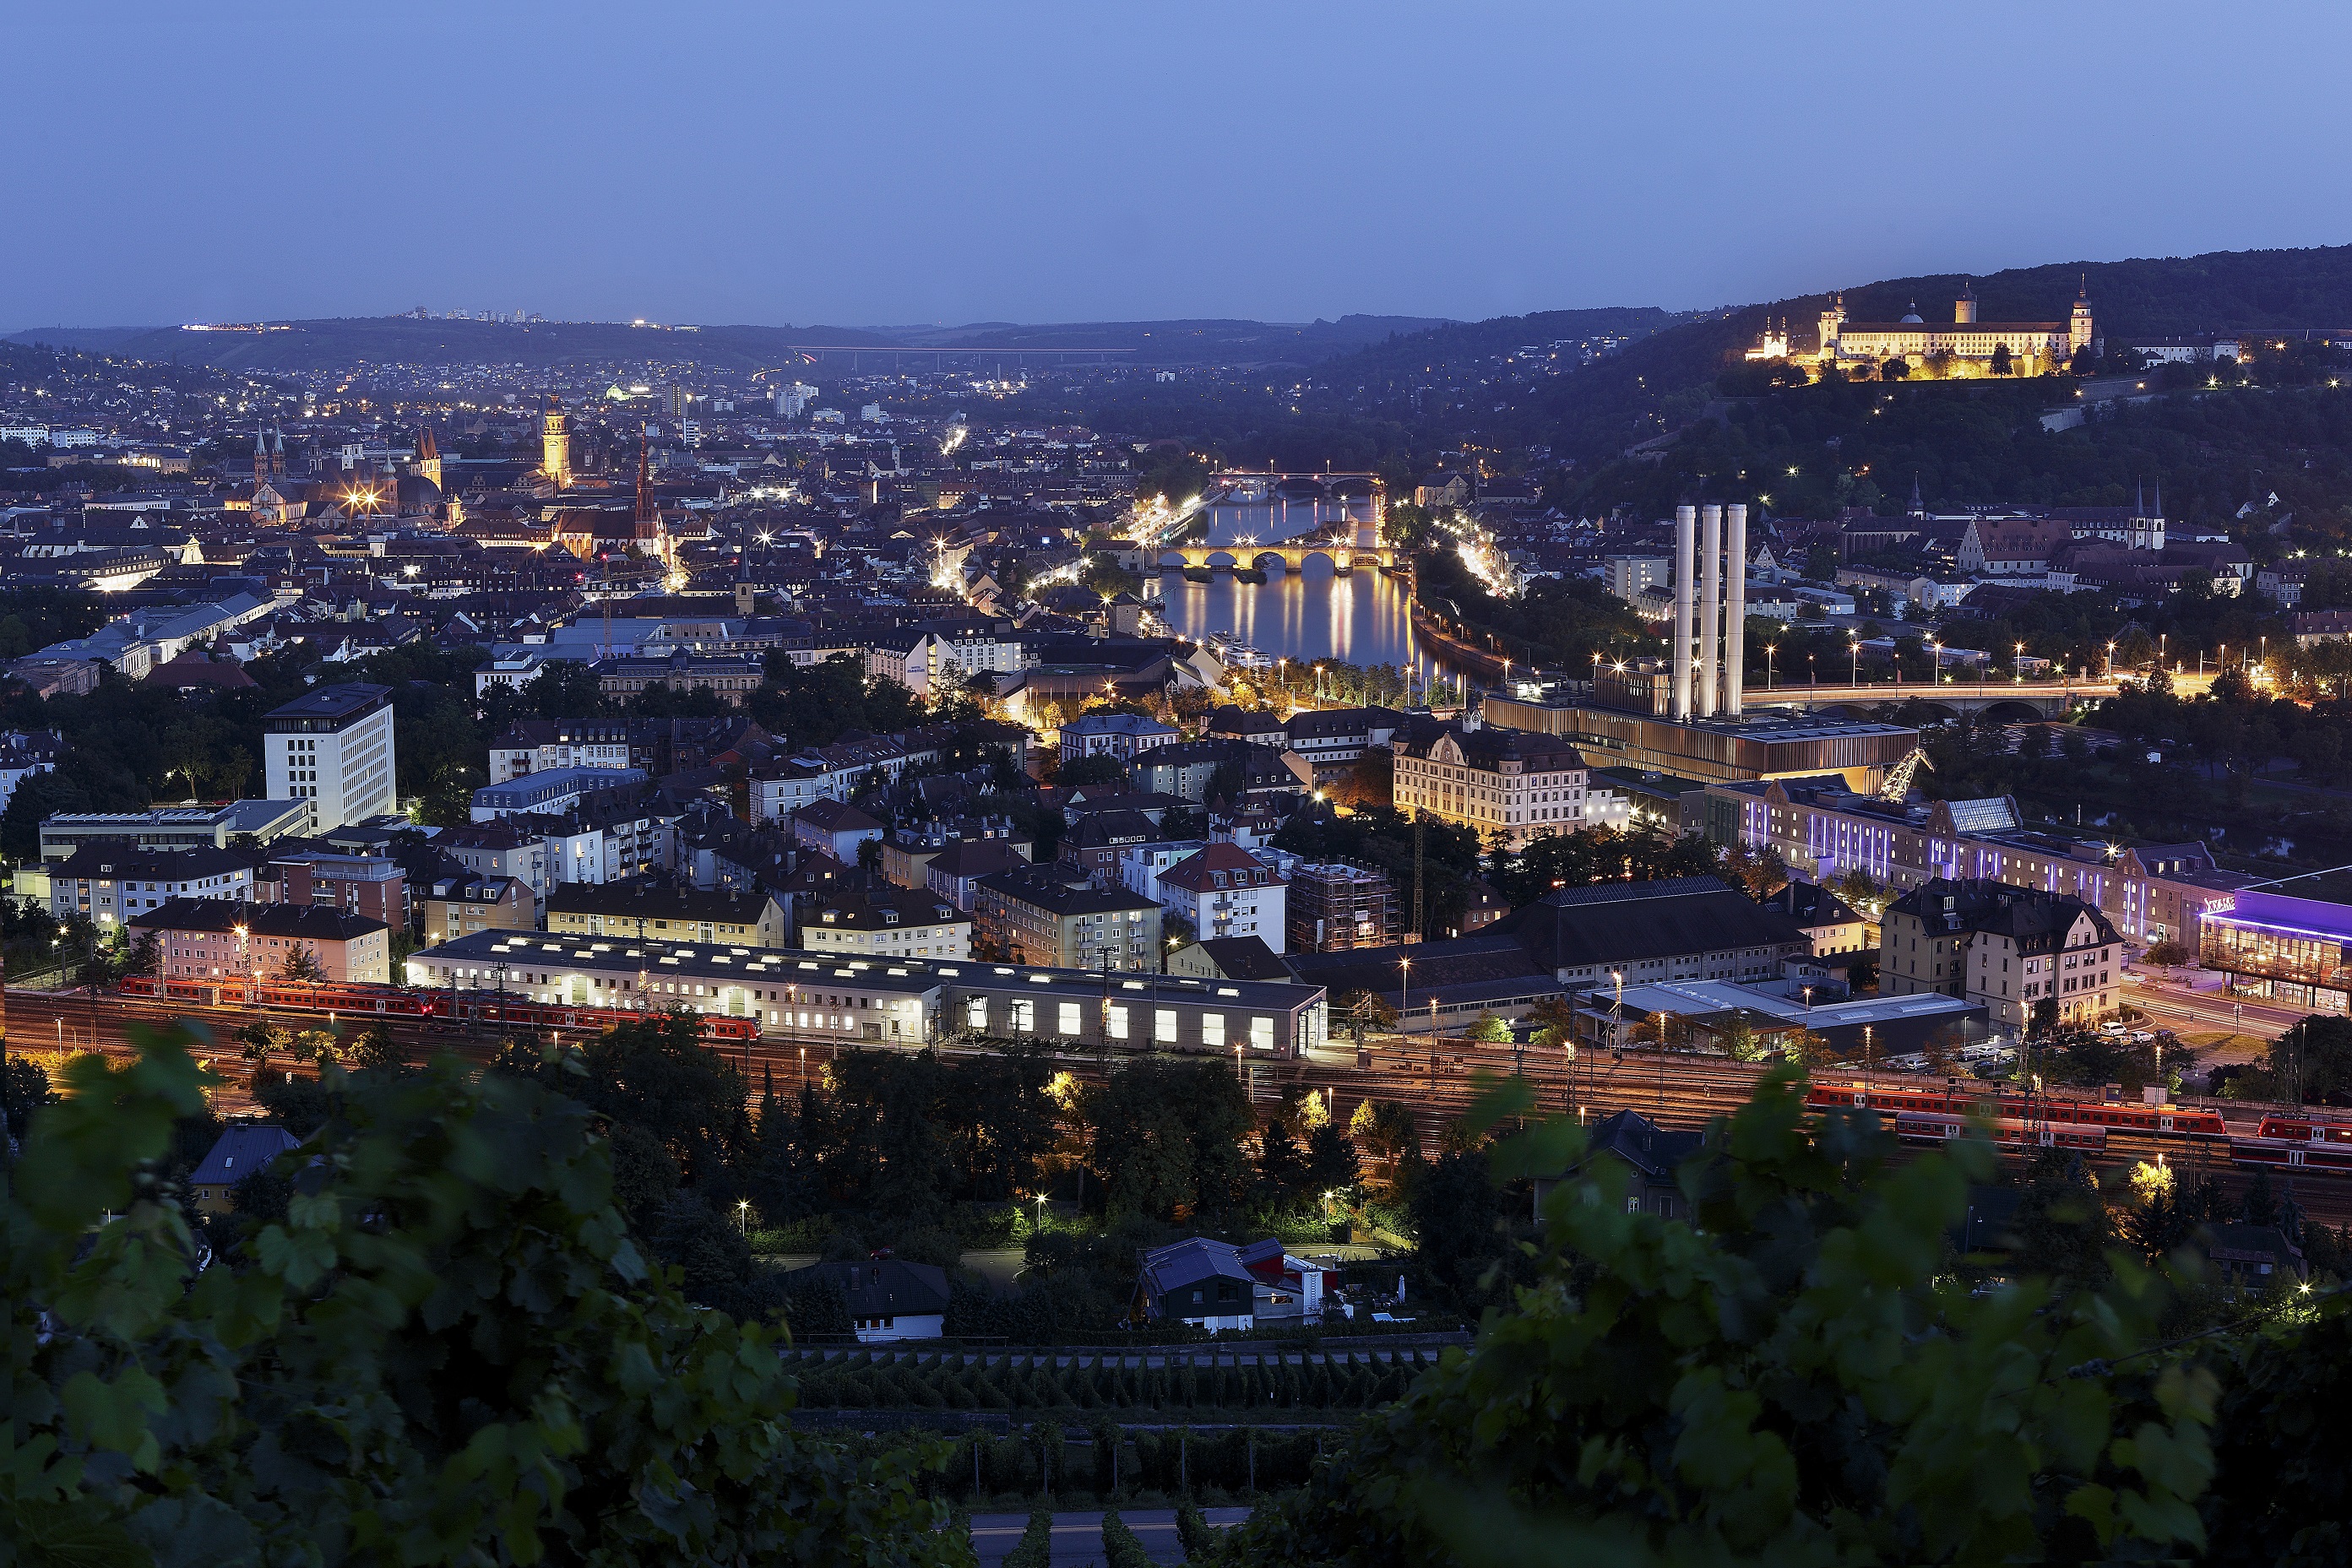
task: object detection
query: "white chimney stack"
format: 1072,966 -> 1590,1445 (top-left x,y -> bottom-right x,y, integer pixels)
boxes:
1724,503 -> 1748,717
1697,505 -> 1722,717
1670,505 -> 1695,719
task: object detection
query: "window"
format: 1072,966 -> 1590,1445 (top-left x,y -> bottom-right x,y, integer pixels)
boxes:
1108,1002 -> 1129,1040
1251,1016 -> 1275,1052
966,996 -> 987,1029
1202,1012 -> 1225,1047
1011,999 -> 1034,1033
1156,1009 -> 1177,1044
1057,1001 -> 1081,1035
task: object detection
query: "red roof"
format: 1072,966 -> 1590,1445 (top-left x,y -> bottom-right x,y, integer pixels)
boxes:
1159,842 -> 1285,894
143,653 -> 257,690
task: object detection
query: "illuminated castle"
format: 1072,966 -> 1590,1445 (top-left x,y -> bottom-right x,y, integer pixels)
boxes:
540,393 -> 572,490
1812,279 -> 2094,374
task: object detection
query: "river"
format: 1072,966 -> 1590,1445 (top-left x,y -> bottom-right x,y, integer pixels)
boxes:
1149,497 -> 1454,681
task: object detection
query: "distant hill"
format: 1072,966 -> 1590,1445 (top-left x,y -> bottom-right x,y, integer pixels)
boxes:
1321,306 -> 1685,382
1528,243 -> 2352,462
5,312 -> 1454,372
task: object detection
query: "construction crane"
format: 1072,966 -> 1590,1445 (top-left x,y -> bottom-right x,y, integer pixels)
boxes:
1878,746 -> 1934,802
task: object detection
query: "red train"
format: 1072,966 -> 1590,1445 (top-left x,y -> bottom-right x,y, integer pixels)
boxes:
1893,1110 -> 2106,1153
1806,1080 -> 2227,1138
113,975 -> 761,1044
2231,1114 -> 2352,1175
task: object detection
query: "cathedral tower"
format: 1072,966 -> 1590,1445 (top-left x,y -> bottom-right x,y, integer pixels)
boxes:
540,394 -> 572,490
253,426 -> 269,488
416,423 -> 442,488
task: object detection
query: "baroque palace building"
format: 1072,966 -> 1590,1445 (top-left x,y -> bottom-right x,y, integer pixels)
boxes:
1814,280 -> 2094,374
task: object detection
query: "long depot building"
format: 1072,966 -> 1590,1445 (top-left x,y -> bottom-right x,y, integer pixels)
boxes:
406,931 -> 1330,1059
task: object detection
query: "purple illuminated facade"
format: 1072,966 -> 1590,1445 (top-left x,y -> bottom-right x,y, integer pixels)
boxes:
2200,876 -> 2352,1014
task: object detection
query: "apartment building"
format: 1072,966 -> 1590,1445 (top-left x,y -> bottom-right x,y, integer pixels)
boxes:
972,865 -> 1164,970
1392,720 -> 1587,849
799,887 -> 974,962
421,871 -> 535,942
50,844 -> 257,930
1882,877 -> 2123,1031
547,877 -> 786,947
1156,843 -> 1289,953
133,898 -> 393,985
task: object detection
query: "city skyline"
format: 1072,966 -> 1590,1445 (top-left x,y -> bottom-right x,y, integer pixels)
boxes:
11,3 -> 2352,328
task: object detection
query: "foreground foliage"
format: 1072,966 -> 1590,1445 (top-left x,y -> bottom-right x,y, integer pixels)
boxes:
3,1026 -> 967,1568
1227,1069 -> 2240,1565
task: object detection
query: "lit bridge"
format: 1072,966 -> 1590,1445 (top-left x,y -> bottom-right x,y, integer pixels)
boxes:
1748,672 -> 2212,720
1157,542 -> 1399,573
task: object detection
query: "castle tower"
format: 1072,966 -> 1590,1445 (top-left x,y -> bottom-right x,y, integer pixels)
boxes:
540,393 -> 572,490
1955,279 -> 1978,324
415,424 -> 441,489
2071,279 -> 2095,354
1817,294 -> 1846,362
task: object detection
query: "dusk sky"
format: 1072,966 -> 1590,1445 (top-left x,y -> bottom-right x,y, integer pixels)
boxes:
13,2 -> 2352,330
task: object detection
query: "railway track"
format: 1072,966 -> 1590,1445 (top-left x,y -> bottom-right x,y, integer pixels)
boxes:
22,991 -> 2351,1226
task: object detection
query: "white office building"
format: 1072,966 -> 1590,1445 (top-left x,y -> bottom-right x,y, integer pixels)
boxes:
263,684 -> 398,831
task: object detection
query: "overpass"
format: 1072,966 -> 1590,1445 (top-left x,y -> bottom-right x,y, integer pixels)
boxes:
1745,671 -> 2213,719
1157,541 -> 1398,573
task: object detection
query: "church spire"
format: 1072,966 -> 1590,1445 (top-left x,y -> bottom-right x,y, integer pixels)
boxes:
253,425 -> 268,488
1909,473 -> 1924,517
634,422 -> 655,524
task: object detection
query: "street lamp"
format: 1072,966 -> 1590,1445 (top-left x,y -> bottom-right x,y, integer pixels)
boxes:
1765,643 -> 1775,690
1399,954 -> 1411,1030
736,1198 -> 750,1235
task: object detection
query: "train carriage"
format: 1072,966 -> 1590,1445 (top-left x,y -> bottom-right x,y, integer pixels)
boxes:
1893,1110 -> 2107,1153
1806,1081 -> 2226,1138
114,976 -> 758,1044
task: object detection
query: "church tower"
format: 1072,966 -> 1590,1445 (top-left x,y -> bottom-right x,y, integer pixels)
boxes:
252,426 -> 269,488
540,394 -> 572,491
2071,279 -> 2095,354
416,424 -> 442,489
269,426 -> 285,479
633,423 -> 655,524
1954,279 -> 1978,324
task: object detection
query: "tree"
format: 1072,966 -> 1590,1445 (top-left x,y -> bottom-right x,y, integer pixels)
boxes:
278,946 -> 327,985
1225,1071 -> 2219,1565
1336,989 -> 1401,1045
1305,1121 -> 1361,1196
4,1026 -> 964,1565
1348,1098 -> 1420,1193
1081,1056 -> 1253,1221
576,1009 -> 748,1186
1464,1010 -> 1513,1044
1253,1119 -> 1312,1214
346,1022 -> 410,1074
1882,356 -> 1910,380
1054,752 -> 1130,789
1991,342 -> 2014,377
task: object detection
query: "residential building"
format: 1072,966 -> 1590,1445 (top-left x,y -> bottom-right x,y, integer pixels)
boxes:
1166,935 -> 1291,982
781,1260 -> 951,1343
1287,860 -> 1397,952
50,844 -> 258,930
133,898 -> 394,985
1757,881 -> 1867,963
1881,877 -> 2122,1030
263,683 -> 398,830
470,766 -> 649,823
1133,1236 -> 1329,1330
186,1124 -> 300,1214
1058,712 -> 1179,762
532,797 -> 676,887
1157,843 -> 1289,952
421,871 -> 535,943
792,797 -> 887,862
1280,706 -> 1405,784
434,822 -> 552,905
547,877 -> 787,948
486,718 -> 660,784
972,865 -> 1164,970
926,837 -> 1034,912
592,653 -> 764,704
254,851 -> 405,927
799,887 -> 974,962
406,930 -> 1330,1056
1057,808 -> 1156,886
1531,1110 -> 1703,1221
1392,720 -> 1588,849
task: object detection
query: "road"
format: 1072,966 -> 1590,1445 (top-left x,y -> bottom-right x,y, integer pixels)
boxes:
971,1507 -> 1247,1567
2125,966 -> 2300,1046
